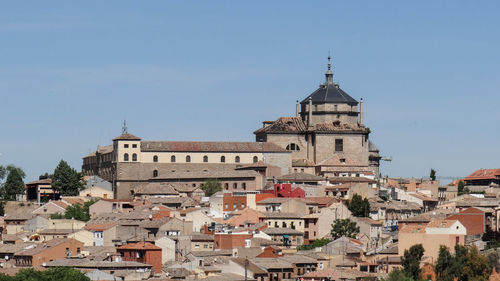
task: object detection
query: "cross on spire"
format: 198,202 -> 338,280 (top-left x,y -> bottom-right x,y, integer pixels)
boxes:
122,120 -> 128,135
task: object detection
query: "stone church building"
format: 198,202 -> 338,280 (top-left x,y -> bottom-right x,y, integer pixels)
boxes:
254,57 -> 381,179
82,57 -> 380,199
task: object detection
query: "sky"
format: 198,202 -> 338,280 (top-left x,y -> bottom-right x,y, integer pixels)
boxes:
1,1 -> 500,183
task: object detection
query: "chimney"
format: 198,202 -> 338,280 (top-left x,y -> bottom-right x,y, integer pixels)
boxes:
308,97 -> 313,128
296,100 -> 300,118
359,98 -> 364,127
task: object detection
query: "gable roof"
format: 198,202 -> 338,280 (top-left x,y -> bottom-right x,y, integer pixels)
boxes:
141,141 -> 286,153
112,133 -> 141,141
465,169 -> 500,181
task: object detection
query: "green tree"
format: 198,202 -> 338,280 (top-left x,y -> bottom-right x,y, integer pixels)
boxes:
0,165 -> 26,201
435,245 -> 454,281
60,199 -> 98,222
458,180 -> 470,196
201,179 -> 222,197
330,218 -> 359,240
430,169 -> 437,181
381,268 -> 415,281
52,160 -> 84,196
12,267 -> 90,281
297,238 -> 331,251
462,246 -> 490,281
347,194 -> 370,217
401,244 -> 424,280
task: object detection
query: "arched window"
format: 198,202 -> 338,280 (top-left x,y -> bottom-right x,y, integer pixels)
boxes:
286,143 -> 300,151
233,183 -> 238,189
153,170 -> 158,177
242,183 -> 246,190
224,183 -> 229,190
124,153 -> 129,161
253,156 -> 258,163
203,155 -> 208,163
186,155 -> 191,163
171,155 -> 176,163
132,153 -> 137,161
153,155 -> 158,163
235,156 -> 240,163
220,156 -> 225,163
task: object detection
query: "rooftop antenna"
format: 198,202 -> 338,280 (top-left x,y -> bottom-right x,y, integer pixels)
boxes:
122,120 -> 128,134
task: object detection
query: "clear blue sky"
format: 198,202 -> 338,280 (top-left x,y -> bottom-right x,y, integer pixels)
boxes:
1,1 -> 499,182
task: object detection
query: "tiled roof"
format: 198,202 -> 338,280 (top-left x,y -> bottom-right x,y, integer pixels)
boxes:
84,223 -> 117,231
25,178 -> 52,185
225,208 -> 262,227
426,219 -> 458,229
112,133 -> 141,141
84,145 -> 113,157
15,238 -> 76,256
410,192 -> 438,202
464,169 -> 500,181
254,117 -> 307,134
141,141 -> 286,153
117,241 -> 161,250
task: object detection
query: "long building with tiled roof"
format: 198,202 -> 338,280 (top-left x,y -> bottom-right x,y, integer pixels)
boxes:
82,127 -> 292,199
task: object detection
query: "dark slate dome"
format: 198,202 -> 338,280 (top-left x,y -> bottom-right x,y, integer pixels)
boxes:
300,83 -> 358,106
300,56 -> 358,106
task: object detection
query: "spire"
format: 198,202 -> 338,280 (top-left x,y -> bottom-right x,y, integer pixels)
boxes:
122,120 -> 128,135
325,55 -> 334,85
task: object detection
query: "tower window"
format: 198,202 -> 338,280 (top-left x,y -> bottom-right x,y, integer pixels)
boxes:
132,153 -> 137,161
235,156 -> 240,163
124,153 -> 129,161
335,139 -> 343,152
171,155 -> 176,163
203,155 -> 208,163
186,155 -> 191,163
220,156 -> 225,163
153,155 -> 158,163
153,170 -> 158,177
253,156 -> 258,163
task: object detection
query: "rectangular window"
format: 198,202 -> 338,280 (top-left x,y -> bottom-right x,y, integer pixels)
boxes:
124,144 -> 129,148
335,139 -> 343,152
132,144 -> 137,148
195,244 -> 200,248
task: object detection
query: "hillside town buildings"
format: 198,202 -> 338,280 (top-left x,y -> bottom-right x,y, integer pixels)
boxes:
5,59 -> 500,281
